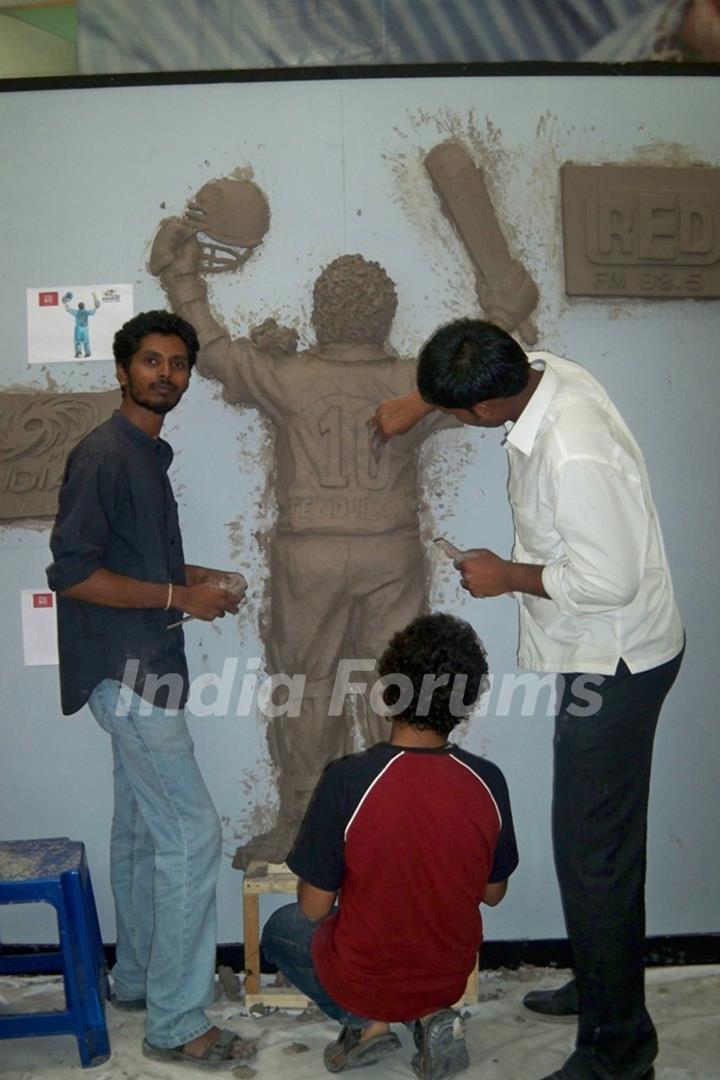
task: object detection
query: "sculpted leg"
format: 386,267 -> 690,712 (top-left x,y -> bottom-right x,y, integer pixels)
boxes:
349,534 -> 428,748
233,535 -> 356,869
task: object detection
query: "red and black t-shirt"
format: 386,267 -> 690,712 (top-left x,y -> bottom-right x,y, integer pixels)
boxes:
287,742 -> 518,1022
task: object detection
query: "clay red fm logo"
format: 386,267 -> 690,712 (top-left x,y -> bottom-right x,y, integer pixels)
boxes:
38,291 -> 59,306
33,592 -> 54,609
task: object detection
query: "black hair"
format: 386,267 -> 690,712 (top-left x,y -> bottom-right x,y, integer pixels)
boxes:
417,318 -> 529,408
377,612 -> 488,737
113,310 -> 199,372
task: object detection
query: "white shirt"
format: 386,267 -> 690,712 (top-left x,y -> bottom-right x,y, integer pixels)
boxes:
504,352 -> 683,675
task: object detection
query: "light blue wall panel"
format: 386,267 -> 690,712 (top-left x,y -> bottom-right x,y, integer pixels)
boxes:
0,75 -> 717,944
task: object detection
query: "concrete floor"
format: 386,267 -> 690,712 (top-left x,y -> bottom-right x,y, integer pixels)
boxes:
1,965 -> 719,1079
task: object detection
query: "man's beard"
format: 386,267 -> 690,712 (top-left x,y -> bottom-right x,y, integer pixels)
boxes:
125,381 -> 181,415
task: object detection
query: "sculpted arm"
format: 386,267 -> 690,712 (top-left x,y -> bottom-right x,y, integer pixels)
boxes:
148,216 -> 231,381
148,179 -> 299,395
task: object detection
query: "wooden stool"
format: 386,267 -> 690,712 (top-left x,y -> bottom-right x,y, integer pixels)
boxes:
242,860 -> 478,1009
242,860 -> 310,1008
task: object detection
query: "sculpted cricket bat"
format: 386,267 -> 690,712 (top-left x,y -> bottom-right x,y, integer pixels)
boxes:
424,140 -> 539,345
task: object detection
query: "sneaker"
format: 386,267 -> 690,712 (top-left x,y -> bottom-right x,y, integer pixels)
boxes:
323,1026 -> 401,1073
411,1008 -> 469,1080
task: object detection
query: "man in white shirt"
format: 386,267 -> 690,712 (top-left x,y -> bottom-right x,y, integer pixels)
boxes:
373,319 -> 684,1080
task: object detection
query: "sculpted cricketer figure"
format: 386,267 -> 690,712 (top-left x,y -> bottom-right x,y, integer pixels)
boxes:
149,176 -> 454,867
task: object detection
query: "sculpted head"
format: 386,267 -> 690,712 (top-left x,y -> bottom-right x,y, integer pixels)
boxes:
312,254 -> 398,346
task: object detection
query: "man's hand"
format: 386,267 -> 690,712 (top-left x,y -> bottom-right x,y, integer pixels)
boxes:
457,549 -> 514,598
148,216 -> 203,277
185,564 -> 248,597
456,549 -> 549,600
370,391 -> 435,443
178,582 -> 242,622
183,566 -> 248,618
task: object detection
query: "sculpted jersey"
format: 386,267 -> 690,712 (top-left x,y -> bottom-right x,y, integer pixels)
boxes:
202,337 -> 451,536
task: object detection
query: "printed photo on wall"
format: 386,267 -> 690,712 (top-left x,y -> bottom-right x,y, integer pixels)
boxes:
20,589 -> 58,666
26,284 -> 133,365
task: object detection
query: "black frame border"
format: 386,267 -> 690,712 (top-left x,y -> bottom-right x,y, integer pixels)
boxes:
1,60 -> 719,95
2,934 -> 719,975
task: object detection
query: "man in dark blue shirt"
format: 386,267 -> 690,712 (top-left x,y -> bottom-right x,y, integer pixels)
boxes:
47,310 -> 255,1069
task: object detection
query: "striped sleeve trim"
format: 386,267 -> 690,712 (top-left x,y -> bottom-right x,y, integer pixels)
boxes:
343,751 -> 405,842
449,753 -> 502,830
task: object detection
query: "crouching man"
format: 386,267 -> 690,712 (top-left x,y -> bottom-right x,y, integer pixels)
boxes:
261,612 -> 518,1078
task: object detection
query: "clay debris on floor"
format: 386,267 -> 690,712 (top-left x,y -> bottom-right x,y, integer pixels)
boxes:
1,964 -> 719,1079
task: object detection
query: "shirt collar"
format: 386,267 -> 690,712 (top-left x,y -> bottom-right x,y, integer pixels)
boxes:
112,409 -> 173,466
503,356 -> 558,456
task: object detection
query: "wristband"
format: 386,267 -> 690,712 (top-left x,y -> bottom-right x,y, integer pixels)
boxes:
165,582 -> 173,610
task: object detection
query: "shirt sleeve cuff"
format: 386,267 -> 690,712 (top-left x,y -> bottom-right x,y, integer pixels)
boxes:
286,854 -> 342,894
46,555 -> 103,593
541,560 -> 578,616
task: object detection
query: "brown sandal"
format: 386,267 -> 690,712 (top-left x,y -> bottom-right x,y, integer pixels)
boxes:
143,1028 -> 257,1070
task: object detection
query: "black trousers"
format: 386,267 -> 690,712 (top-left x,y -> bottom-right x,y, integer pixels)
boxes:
553,646 -> 684,1077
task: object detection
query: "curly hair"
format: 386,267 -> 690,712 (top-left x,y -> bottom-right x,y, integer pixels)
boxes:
377,613 -> 488,737
113,309 -> 199,372
312,254 -> 398,345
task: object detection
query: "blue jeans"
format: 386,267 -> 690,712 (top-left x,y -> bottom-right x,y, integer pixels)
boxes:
261,903 -> 372,1028
88,679 -> 222,1048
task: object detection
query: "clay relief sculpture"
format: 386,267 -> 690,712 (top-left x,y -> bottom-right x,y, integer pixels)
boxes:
148,140 -> 539,867
0,390 -> 119,520
150,189 -> 452,868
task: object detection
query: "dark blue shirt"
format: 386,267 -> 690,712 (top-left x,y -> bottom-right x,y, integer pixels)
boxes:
47,410 -> 189,715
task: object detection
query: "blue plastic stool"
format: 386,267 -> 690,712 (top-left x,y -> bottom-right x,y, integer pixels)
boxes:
0,838 -> 110,1067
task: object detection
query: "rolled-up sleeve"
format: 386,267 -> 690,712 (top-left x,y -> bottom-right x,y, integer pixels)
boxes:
541,456 -> 649,616
46,450 -> 124,592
